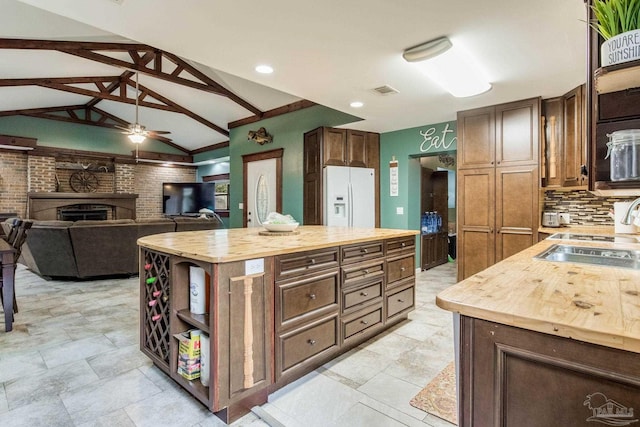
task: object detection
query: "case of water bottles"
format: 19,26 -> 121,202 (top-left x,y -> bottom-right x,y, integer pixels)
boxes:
421,211 -> 442,235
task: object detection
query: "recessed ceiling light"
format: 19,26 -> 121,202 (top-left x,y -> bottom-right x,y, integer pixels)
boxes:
255,65 -> 274,74
350,101 -> 364,108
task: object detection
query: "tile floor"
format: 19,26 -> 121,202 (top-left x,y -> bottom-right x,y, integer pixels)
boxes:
0,261 -> 457,427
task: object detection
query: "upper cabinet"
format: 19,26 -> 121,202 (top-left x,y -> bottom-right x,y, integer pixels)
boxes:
458,99 -> 539,170
586,0 -> 640,195
541,84 -> 587,189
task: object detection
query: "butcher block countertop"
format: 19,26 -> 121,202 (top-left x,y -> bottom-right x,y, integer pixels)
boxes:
138,225 -> 418,263
436,235 -> 640,354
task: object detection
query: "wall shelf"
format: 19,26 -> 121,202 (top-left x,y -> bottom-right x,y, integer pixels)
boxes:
594,60 -> 640,94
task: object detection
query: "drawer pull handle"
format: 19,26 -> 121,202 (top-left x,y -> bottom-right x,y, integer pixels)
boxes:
401,242 -> 406,247
400,267 -> 406,272
309,293 -> 316,300
308,339 -> 316,345
361,320 -> 368,325
309,258 -> 316,265
362,269 -> 369,275
397,299 -> 405,303
361,248 -> 368,254
360,292 -> 368,297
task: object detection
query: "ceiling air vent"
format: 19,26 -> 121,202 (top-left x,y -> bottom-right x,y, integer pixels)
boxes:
372,85 -> 399,95
107,0 -> 124,4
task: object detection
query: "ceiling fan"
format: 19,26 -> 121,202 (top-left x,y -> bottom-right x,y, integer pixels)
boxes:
115,72 -> 171,143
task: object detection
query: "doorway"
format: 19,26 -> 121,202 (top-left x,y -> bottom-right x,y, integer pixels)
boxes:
420,154 -> 456,270
242,149 -> 283,228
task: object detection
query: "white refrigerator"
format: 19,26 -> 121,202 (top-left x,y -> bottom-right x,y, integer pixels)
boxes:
323,165 -> 375,227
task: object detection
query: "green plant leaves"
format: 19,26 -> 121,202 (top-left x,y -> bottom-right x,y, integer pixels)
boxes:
591,0 -> 640,39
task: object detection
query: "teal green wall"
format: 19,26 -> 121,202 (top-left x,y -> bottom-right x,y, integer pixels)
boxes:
380,120 -> 457,268
0,116 -> 184,155
228,105 -> 361,228
194,145 -> 229,163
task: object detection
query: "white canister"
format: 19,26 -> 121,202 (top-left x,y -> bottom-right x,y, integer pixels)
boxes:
614,202 -> 638,234
200,333 -> 210,387
189,266 -> 207,314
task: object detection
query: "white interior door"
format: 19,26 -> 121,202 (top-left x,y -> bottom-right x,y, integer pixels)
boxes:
246,158 -> 277,228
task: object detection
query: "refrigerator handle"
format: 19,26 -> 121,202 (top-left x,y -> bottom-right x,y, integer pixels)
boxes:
348,182 -> 353,227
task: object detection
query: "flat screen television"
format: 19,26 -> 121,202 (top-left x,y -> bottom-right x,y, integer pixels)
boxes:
162,182 -> 216,215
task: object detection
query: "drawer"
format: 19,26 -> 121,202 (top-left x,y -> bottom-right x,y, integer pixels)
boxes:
275,247 -> 339,280
341,240 -> 384,265
342,259 -> 385,287
386,286 -> 414,319
386,235 -> 415,255
386,254 -> 414,284
280,315 -> 338,372
278,270 -> 339,326
342,278 -> 383,313
599,88 -> 640,121
342,304 -> 383,341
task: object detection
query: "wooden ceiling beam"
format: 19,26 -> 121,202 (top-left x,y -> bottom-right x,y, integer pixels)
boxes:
0,76 -> 119,86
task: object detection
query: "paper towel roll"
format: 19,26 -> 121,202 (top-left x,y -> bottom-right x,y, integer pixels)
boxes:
614,202 -> 638,234
189,266 -> 206,314
200,333 -> 210,387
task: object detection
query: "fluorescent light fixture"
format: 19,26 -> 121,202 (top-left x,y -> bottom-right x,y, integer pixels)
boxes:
0,144 -> 34,151
350,101 -> 364,108
403,36 -> 491,98
128,133 -> 146,144
255,64 -> 274,74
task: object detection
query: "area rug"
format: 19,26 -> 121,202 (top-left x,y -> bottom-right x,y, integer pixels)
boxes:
410,361 -> 458,425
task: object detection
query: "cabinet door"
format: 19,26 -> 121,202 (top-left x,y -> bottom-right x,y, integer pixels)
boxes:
457,168 -> 495,281
541,97 -> 563,187
346,130 -> 367,167
323,128 -> 347,166
562,85 -> 586,187
303,128 -> 323,225
495,98 -> 540,167
495,165 -> 538,262
458,106 -> 496,169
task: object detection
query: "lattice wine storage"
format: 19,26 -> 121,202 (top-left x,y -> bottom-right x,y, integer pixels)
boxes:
140,249 -> 171,372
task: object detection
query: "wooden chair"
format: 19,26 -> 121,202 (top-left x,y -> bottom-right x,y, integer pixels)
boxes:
0,220 -> 32,316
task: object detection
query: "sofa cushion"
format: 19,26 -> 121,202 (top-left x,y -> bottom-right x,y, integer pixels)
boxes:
173,216 -> 224,231
22,221 -> 78,278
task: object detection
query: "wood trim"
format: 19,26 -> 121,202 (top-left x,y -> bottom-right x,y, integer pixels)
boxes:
242,148 -> 284,227
202,173 -> 230,182
191,141 -> 229,155
133,150 -> 193,163
0,134 -> 37,148
229,100 -> 317,129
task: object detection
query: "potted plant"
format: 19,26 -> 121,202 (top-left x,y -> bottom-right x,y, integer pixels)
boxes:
592,0 -> 640,66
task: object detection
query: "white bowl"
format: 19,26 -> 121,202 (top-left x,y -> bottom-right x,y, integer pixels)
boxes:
262,222 -> 299,232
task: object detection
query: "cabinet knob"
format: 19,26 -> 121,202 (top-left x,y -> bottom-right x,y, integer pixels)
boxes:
397,299 -> 405,303
309,258 -> 316,265
308,339 -> 316,345
308,293 -> 316,300
361,320 -> 368,325
361,248 -> 368,254
401,242 -> 406,247
400,267 -> 406,272
360,291 -> 369,297
362,269 -> 369,276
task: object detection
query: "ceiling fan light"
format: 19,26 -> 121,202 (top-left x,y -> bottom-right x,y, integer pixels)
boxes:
128,133 -> 146,144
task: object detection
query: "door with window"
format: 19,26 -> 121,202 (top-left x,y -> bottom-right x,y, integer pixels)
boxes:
243,149 -> 283,228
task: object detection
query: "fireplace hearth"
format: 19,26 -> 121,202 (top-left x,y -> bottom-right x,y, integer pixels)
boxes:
60,209 -> 108,221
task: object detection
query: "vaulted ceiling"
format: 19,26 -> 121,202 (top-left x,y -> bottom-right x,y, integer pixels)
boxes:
1,0 -> 588,155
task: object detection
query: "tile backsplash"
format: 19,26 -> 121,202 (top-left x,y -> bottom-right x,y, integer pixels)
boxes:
543,190 -> 637,225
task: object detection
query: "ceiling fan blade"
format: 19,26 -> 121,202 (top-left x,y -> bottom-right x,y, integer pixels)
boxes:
148,130 -> 171,135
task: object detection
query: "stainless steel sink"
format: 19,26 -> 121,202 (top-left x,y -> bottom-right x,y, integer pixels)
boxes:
548,233 -> 640,243
535,244 -> 640,269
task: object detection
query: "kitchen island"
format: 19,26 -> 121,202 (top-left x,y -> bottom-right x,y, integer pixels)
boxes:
138,226 -> 418,423
436,235 -> 640,426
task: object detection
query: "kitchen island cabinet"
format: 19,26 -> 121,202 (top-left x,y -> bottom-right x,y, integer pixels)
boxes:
437,236 -> 640,426
138,226 -> 417,423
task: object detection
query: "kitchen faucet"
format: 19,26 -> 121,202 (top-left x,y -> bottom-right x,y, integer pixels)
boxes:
621,197 -> 640,225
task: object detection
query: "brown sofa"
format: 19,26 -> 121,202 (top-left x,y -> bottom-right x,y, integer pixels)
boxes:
19,216 -> 223,279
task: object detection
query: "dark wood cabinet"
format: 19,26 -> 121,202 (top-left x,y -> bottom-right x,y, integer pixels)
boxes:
586,0 -> 640,194
303,127 -> 380,226
542,85 -> 587,188
457,98 -> 540,280
421,231 -> 448,270
459,316 -> 640,427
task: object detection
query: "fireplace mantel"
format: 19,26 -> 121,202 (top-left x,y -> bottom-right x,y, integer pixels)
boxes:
27,192 -> 138,220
